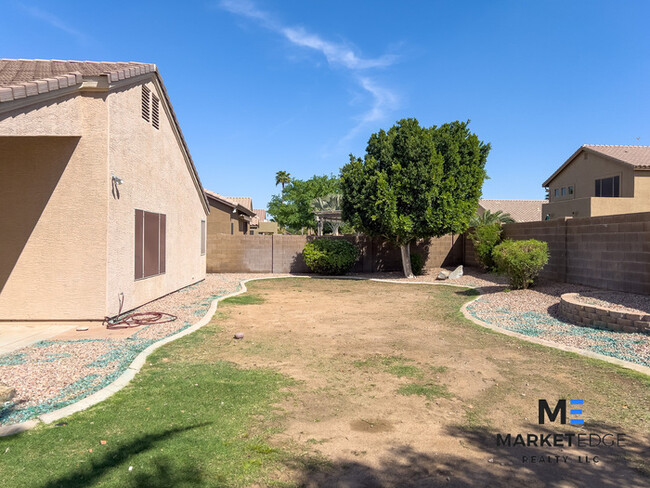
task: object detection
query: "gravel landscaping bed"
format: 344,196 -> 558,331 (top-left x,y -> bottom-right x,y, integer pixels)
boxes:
572,291 -> 650,315
0,273 -> 287,426
464,279 -> 650,367
2,269 -> 648,427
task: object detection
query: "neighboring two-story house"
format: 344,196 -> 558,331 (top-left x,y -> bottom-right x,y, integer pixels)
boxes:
542,145 -> 650,219
0,59 -> 209,321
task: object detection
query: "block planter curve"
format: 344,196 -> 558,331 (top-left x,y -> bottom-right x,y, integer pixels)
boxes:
559,293 -> 650,333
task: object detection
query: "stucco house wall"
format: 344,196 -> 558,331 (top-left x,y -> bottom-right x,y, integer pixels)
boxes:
105,79 -> 207,317
0,94 -> 109,320
0,60 -> 208,321
543,146 -> 650,219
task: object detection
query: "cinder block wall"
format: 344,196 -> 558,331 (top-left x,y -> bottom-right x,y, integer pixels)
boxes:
206,234 -> 464,274
464,212 -> 650,295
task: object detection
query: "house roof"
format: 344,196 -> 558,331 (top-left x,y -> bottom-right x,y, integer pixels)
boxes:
0,59 -> 157,102
253,209 -> 267,221
478,199 -> 545,222
543,145 -> 650,187
223,196 -> 253,211
204,190 -> 256,217
0,59 -> 209,213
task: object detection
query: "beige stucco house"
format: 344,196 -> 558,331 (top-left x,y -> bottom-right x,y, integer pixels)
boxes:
251,209 -> 278,235
0,59 -> 209,321
542,145 -> 650,219
204,190 -> 256,235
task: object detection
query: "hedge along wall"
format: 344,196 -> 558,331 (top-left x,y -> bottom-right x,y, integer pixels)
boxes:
206,234 -> 464,274
464,212 -> 650,295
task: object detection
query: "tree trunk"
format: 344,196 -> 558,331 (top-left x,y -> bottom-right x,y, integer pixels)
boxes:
400,242 -> 415,278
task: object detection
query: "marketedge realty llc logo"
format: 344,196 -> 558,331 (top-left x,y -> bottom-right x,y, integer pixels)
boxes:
495,399 -> 627,465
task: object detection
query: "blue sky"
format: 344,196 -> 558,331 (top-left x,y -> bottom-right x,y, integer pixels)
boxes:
3,1 -> 650,210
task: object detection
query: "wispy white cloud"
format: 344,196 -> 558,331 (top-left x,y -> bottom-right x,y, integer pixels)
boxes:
19,4 -> 87,42
218,0 -> 398,141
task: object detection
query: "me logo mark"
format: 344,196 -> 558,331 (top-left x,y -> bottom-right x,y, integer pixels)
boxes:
538,399 -> 584,425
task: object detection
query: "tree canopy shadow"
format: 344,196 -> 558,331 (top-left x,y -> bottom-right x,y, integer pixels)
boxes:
40,423 -> 210,488
289,421 -> 649,487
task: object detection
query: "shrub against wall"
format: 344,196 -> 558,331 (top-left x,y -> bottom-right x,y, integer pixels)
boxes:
492,239 -> 549,290
303,238 -> 360,275
468,223 -> 502,271
410,253 -> 424,276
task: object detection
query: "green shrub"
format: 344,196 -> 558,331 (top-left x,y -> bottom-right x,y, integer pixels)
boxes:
468,223 -> 502,271
303,238 -> 360,275
492,239 -> 549,289
410,252 -> 424,276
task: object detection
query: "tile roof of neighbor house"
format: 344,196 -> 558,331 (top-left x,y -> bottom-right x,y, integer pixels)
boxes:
478,199 -> 545,222
543,145 -> 650,187
0,59 -> 208,212
223,196 -> 253,211
253,209 -> 267,221
204,190 -> 256,217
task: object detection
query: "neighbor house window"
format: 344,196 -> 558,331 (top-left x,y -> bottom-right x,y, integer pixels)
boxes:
135,210 -> 166,280
554,189 -> 559,197
568,186 -> 574,195
561,187 -> 566,196
595,176 -> 620,197
231,222 -> 234,235
200,220 -> 206,256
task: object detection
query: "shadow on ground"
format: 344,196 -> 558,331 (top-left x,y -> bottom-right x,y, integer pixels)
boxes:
39,423 -> 210,488
290,421 -> 649,488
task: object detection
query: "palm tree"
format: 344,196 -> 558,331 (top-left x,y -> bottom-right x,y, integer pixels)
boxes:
275,171 -> 291,192
470,209 -> 515,227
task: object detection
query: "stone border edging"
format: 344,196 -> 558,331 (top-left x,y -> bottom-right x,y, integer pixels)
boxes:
559,293 -> 650,334
2,275 -> 648,437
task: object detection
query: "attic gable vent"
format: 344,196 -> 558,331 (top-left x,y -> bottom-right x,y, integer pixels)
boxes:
141,86 -> 150,122
152,94 -> 160,130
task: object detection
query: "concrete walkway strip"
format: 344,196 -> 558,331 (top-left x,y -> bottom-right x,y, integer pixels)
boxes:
1,275 -> 647,438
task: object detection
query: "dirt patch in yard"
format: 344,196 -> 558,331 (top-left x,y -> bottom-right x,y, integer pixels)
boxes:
210,278 -> 649,487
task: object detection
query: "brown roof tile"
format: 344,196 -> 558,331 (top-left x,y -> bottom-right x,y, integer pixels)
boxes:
0,59 -> 156,103
478,199 -> 545,222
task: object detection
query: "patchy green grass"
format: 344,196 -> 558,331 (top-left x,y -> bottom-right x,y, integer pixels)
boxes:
0,332 -> 295,487
220,293 -> 265,306
397,382 -> 450,400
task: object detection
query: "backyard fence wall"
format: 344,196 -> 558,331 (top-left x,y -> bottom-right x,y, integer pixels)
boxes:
207,234 -> 464,274
464,212 -> 650,295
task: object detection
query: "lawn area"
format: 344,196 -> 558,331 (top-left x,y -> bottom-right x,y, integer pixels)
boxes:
1,278 -> 648,487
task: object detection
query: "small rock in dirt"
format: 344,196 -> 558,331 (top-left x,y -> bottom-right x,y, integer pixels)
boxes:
76,326 -> 89,332
448,265 -> 464,280
437,270 -> 450,280
488,458 -> 494,463
0,384 -> 15,403
234,332 -> 244,339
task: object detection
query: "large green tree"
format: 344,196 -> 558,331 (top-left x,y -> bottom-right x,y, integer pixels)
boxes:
268,174 -> 341,234
341,118 -> 490,277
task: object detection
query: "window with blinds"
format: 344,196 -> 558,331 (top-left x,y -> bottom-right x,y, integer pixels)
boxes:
201,220 -> 206,256
135,209 -> 166,280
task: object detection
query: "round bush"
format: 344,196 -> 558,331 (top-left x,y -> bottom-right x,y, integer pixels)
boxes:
492,239 -> 549,289
303,238 -> 359,275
